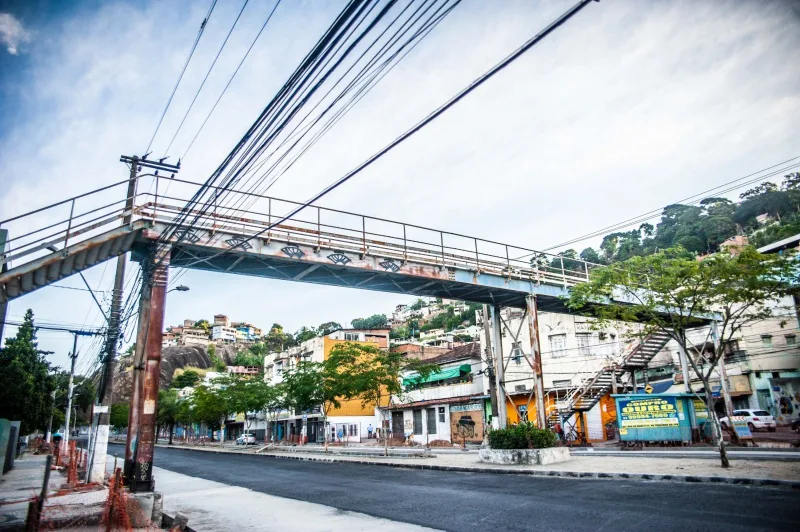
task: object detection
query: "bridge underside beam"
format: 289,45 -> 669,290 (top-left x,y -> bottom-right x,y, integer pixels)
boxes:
131,240 -> 578,312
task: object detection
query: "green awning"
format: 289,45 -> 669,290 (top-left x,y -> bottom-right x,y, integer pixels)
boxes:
403,364 -> 471,387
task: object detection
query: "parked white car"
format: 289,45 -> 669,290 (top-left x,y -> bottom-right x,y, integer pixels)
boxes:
236,433 -> 257,445
719,409 -> 776,433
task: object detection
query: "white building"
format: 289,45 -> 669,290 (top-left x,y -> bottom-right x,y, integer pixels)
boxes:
383,343 -> 486,445
262,329 -> 390,443
212,325 -> 237,343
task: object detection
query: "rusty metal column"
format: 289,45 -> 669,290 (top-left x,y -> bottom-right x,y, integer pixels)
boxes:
525,295 -> 547,429
123,276 -> 153,485
131,244 -> 170,492
490,306 -> 507,429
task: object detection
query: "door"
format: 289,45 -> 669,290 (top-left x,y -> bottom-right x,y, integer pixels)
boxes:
391,411 -> 404,438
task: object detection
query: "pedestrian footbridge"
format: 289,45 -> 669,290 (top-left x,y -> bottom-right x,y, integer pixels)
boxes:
0,176 -> 599,311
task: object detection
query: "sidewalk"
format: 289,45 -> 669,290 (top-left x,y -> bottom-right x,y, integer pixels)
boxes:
154,442 -> 800,490
0,454 -> 108,530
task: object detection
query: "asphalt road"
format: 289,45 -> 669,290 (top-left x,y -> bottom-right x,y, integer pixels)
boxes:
108,443 -> 799,532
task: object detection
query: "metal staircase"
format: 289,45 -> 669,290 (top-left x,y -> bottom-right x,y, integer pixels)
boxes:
553,329 -> 673,425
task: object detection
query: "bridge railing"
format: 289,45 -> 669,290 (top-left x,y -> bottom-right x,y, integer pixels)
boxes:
135,175 -> 600,288
1,174 -> 601,290
0,179 -> 134,269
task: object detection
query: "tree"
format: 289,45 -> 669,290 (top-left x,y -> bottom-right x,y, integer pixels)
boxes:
172,370 -> 201,389
0,309 -> 56,435
782,172 -> 800,191
233,351 -> 264,367
190,384 -> 230,441
317,321 -> 342,336
157,389 -> 180,444
110,403 -> 129,429
739,181 -> 778,200
195,319 -> 211,332
265,324 -> 293,352
221,376 -> 276,438
328,342 -> 437,455
567,246 -> 797,467
282,362 -> 330,448
207,343 -> 226,371
350,314 -> 388,330
294,326 -> 317,344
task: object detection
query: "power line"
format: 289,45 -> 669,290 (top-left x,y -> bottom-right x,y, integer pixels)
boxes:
162,0 -> 251,157
175,0 -> 597,271
144,0 -> 219,155
540,156 -> 800,253
182,0 -> 283,160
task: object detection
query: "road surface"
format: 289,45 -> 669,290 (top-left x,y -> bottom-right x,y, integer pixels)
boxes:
108,443 -> 799,531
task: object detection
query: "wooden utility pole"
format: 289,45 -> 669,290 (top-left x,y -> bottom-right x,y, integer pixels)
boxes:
88,156 -> 138,483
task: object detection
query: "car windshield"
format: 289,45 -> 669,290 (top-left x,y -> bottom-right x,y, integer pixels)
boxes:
752,410 -> 771,417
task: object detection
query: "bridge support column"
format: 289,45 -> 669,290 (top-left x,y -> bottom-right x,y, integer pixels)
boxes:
526,295 -> 547,429
490,306 -> 507,429
124,267 -> 154,485
130,244 -> 170,492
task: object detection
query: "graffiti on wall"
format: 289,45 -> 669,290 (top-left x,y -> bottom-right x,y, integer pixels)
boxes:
449,404 -> 484,443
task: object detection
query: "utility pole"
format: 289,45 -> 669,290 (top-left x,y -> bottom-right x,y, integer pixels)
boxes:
88,156 -> 139,483
0,229 -> 8,344
481,305 -> 499,429
63,331 -> 92,449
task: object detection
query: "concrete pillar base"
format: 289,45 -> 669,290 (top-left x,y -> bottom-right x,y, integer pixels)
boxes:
127,491 -> 164,528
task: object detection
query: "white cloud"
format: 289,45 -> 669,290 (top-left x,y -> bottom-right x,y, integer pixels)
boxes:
0,12 -> 30,55
1,0 -> 799,368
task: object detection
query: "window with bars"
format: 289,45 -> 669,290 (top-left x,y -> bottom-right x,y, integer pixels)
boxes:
549,334 -> 567,357
576,333 -> 592,356
349,424 -> 358,437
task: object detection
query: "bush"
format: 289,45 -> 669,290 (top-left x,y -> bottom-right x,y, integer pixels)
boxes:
487,423 -> 556,450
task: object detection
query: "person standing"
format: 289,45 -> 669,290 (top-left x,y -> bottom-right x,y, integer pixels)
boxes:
367,424 -> 373,439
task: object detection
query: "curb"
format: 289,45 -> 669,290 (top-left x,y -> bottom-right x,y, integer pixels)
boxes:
147,443 -> 800,491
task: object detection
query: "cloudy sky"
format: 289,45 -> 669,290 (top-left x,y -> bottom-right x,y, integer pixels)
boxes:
1,0 -> 799,374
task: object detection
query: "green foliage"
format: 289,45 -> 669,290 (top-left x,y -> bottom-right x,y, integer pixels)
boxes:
233,350 -> 264,367
294,327 -> 317,344
282,363 -> 331,414
189,384 -> 231,437
0,309 -> 57,434
573,176 -> 800,263
171,369 -> 201,389
487,423 -> 556,449
419,303 -> 480,332
207,343 -> 227,371
317,321 -> 342,336
264,323 -> 294,352
217,376 -> 277,429
350,314 -> 388,330
110,403 -> 129,428
157,389 -> 180,442
194,319 -> 211,332
409,299 -> 425,311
